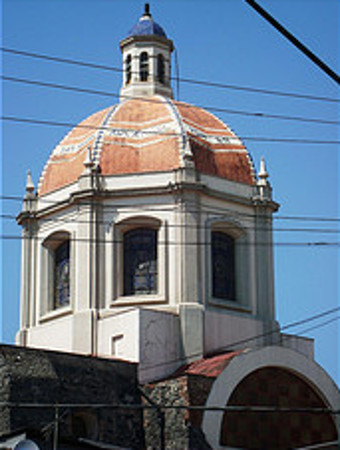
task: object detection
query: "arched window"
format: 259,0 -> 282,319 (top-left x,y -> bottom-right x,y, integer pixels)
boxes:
54,240 -> 70,308
211,231 -> 236,300
157,54 -> 165,84
42,232 -> 71,314
139,52 -> 149,82
123,228 -> 157,295
125,54 -> 132,84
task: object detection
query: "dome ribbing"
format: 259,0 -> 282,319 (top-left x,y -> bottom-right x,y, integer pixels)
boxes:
38,96 -> 255,196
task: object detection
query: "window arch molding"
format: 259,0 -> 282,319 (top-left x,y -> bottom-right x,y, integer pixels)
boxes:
40,230 -> 73,317
112,216 -> 168,306
206,218 -> 251,311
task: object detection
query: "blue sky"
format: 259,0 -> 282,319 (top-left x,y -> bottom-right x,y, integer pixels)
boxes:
1,0 -> 339,382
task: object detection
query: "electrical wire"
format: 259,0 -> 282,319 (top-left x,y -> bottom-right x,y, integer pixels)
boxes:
282,315 -> 340,338
2,195 -> 340,225
2,115 -> 339,145
1,234 -> 339,247
1,296 -> 339,402
2,74 -> 339,126
1,46 -> 339,103
2,303 -> 339,413
244,0 -> 340,85
3,194 -> 340,224
1,20 -> 338,420
136,305 -> 340,373
2,213 -> 339,234
1,401 -> 339,414
293,441 -> 340,450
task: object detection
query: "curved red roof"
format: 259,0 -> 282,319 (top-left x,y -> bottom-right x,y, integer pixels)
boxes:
38,96 -> 255,195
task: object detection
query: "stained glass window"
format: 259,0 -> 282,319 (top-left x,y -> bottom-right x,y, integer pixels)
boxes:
140,52 -> 149,82
54,240 -> 70,308
157,54 -> 165,84
123,228 -> 157,295
211,231 -> 236,300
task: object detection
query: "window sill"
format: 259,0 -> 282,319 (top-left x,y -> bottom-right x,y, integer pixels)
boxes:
39,305 -> 73,323
208,297 -> 252,314
111,294 -> 167,307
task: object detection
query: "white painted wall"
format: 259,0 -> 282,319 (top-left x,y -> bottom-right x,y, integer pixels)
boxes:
280,333 -> 314,359
20,162 -> 279,382
139,308 -> 182,382
204,310 -> 265,354
28,314 -> 73,352
120,37 -> 173,99
98,307 -> 182,382
98,308 -> 140,361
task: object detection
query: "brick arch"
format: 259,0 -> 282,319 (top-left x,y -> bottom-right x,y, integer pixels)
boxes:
202,346 -> 339,449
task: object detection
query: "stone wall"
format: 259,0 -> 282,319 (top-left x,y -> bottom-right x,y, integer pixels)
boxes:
0,345 -> 144,449
143,375 -> 212,449
0,345 -> 230,449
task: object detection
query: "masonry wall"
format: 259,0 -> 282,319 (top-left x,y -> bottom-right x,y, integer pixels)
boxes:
143,375 -> 213,450
0,345 -> 144,449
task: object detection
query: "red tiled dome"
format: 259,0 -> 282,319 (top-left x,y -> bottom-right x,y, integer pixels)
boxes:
38,96 -> 255,195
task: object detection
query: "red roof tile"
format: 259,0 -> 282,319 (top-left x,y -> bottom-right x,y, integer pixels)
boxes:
38,96 -> 255,195
175,350 -> 245,379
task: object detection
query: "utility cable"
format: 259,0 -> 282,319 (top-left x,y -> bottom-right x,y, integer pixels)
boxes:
1,46 -> 339,103
1,401 -> 339,414
245,0 -> 340,85
1,233 -> 339,247
2,115 -> 339,145
2,75 -> 339,126
2,213 -> 339,234
2,195 -> 340,223
293,440 -> 340,450
282,315 -> 340,339
137,305 -> 340,372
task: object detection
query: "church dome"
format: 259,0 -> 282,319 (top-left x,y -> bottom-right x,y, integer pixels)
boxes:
128,15 -> 167,38
128,4 -> 167,38
38,95 -> 255,196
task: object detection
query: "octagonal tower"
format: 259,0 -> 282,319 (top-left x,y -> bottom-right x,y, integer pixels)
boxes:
17,4 -> 282,383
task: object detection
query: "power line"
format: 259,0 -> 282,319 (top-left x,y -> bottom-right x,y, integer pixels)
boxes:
293,441 -> 340,450
1,234 -> 339,247
2,74 -> 339,126
1,402 -> 339,414
2,46 -> 339,103
2,300 -> 338,402
2,115 -> 339,145
130,305 -> 340,372
283,315 -> 340,338
2,213 -> 339,234
2,195 -> 340,223
1,309 -> 340,402
245,0 -> 340,85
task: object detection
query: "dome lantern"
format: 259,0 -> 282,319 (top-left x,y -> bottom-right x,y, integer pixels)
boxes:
119,4 -> 174,100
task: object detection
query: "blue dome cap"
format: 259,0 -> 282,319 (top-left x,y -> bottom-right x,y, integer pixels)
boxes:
128,4 -> 167,38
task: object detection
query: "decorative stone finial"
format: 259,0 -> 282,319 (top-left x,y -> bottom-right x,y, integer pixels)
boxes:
83,147 -> 95,174
24,169 -> 37,211
256,157 -> 272,201
144,3 -> 151,17
25,170 -> 35,194
258,157 -> 269,184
